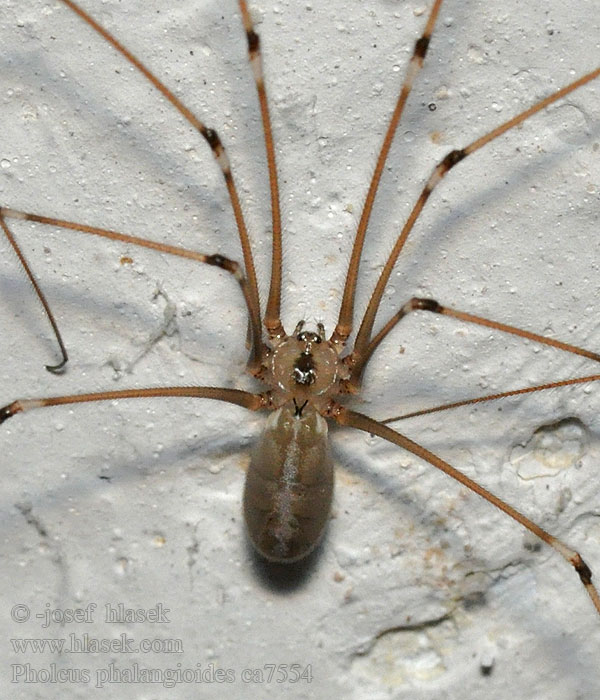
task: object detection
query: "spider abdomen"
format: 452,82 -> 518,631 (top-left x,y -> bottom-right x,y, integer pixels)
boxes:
243,402 -> 333,562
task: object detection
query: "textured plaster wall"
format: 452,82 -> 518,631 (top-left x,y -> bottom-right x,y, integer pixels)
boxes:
0,1 -> 599,698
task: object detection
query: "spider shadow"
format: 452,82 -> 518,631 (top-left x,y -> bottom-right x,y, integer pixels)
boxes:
246,537 -> 326,594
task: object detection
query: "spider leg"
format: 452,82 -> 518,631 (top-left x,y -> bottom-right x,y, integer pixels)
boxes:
330,0 -> 445,349
331,405 -> 600,616
0,387 -> 269,425
349,295 -> 600,387
56,0 -> 263,367
0,211 -> 67,374
0,208 -> 265,375
380,374 -> 600,423
238,0 -> 284,340
349,67 -> 600,371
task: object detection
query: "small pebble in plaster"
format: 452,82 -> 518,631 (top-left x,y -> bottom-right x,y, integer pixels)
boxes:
434,85 -> 450,101
509,417 -> 587,480
152,533 -> 166,547
114,557 -> 129,576
557,487 -> 572,514
467,44 -> 486,64
429,130 -> 444,144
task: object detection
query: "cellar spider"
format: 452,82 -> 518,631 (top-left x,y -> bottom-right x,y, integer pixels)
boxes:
1,0 -> 599,695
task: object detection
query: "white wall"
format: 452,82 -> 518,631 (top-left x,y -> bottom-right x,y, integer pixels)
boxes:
1,1 -> 599,698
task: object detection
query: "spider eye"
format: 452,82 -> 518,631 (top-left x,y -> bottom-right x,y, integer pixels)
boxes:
297,331 -> 321,344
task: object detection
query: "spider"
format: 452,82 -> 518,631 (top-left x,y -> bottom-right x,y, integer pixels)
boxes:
1,0 -> 599,694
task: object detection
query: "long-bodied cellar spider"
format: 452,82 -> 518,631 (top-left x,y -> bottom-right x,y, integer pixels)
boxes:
1,0 -> 594,696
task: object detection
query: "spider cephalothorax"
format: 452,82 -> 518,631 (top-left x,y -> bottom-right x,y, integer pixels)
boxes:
268,323 -> 346,403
